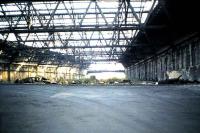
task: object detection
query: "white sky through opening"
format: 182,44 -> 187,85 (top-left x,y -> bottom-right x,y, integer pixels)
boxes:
0,1 -> 158,79
86,62 -> 126,80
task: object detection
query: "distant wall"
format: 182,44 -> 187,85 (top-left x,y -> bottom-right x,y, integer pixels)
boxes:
126,33 -> 200,82
0,64 -> 80,83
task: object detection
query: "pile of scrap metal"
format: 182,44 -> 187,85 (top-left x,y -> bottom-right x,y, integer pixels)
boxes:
14,76 -> 53,84
158,70 -> 200,84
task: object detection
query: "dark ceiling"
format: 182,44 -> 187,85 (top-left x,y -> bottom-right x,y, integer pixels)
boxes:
121,0 -> 199,67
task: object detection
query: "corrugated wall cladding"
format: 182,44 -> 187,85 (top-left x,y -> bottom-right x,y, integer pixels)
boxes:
126,34 -> 200,82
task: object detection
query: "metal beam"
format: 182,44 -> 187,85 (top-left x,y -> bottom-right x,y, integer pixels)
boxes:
95,1 -> 109,25
31,3 -> 44,27
0,24 -> 139,28
0,25 -> 165,34
0,27 -> 136,34
19,44 -> 146,50
144,0 -> 157,26
128,3 -> 141,24
14,38 -> 133,42
46,1 -> 60,27
0,11 -> 149,19
112,2 -> 123,25
79,1 -> 92,26
0,0 -> 147,3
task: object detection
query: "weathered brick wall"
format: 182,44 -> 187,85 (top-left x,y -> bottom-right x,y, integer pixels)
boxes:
126,34 -> 200,82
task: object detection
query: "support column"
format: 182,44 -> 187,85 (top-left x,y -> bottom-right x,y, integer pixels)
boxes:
7,63 -> 11,82
189,43 -> 193,66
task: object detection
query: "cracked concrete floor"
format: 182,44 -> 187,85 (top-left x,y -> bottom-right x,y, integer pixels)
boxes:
0,84 -> 200,133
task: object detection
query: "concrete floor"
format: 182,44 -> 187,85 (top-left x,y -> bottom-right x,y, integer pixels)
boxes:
0,85 -> 200,133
